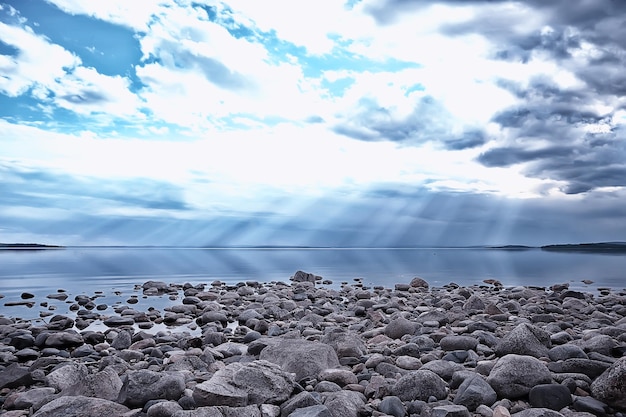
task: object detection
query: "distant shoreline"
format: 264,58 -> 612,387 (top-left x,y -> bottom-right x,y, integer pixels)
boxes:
0,243 -> 64,250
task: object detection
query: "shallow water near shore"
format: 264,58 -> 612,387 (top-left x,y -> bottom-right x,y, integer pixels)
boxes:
1,247 -> 625,320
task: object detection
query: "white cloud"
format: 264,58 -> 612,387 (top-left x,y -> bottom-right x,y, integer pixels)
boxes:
0,21 -> 79,96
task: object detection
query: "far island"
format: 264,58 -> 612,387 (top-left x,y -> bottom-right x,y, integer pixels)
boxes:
0,243 -> 64,250
540,242 -> 626,253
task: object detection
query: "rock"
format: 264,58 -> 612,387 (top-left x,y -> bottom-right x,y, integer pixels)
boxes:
548,358 -> 610,379
318,368 -> 358,386
281,392 -> 322,417
0,363 -> 34,389
392,369 -> 448,401
193,360 -> 295,407
292,271 -> 320,283
410,277 -> 429,289
379,396 -> 406,417
111,330 -> 133,350
495,323 -> 551,358
43,331 -> 84,348
464,295 -> 485,311
385,317 -> 417,339
440,336 -> 478,351
528,384 -> 573,410
32,395 -> 130,417
117,369 -> 186,408
321,330 -> 367,358
62,366 -> 123,401
432,405 -> 471,417
590,356 -> 626,410
259,339 -> 340,381
511,409 -> 564,417
11,387 -> 56,410
47,362 -> 88,391
453,375 -> 497,411
147,401 -> 185,417
320,390 -> 366,417
103,316 -> 135,327
548,345 -> 587,362
420,360 -> 464,381
487,354 -> 552,399
572,396 -> 609,416
288,405 -> 333,417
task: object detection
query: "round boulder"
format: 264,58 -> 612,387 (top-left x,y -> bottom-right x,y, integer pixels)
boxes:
486,354 -> 552,399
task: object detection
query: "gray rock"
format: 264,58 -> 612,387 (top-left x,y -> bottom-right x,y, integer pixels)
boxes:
548,358 -> 610,379
11,387 -> 56,410
320,390 -> 366,417
410,277 -> 429,289
572,396 -> 609,416
194,360 -> 295,407
487,354 -> 552,399
440,336 -> 478,351
453,375 -> 497,411
581,335 -> 616,357
379,396 -> 406,417
173,407 -> 223,417
392,369 -> 448,401
420,360 -> 464,381
432,405 -> 471,417
32,395 -> 130,417
528,384 -> 573,410
321,330 -> 367,358
259,339 -> 340,381
590,356 -> 626,410
318,369 -> 358,386
0,363 -> 34,389
111,330 -> 133,350
385,317 -> 417,339
548,345 -> 587,362
147,401 -> 184,417
292,271 -> 320,283
219,404 -> 263,417
495,323 -> 551,358
62,366 -> 123,401
47,362 -> 89,391
118,369 -> 186,408
288,405 -> 333,417
511,409 -> 564,417
281,392 -> 322,417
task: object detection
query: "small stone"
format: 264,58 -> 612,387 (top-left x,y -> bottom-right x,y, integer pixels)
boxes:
379,396 -> 406,417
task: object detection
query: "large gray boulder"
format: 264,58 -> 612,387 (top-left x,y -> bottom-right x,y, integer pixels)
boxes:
62,366 -> 123,401
117,369 -> 186,408
259,339 -> 340,381
46,362 -> 89,391
384,317 -> 418,339
193,360 -> 295,407
495,323 -> 551,358
487,354 -> 552,398
320,390 -> 366,417
32,395 -> 130,417
590,356 -> 626,410
321,329 -> 367,358
392,369 -> 448,401
453,375 -> 497,411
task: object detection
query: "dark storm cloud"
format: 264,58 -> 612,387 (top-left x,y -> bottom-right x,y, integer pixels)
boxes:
333,96 -> 486,150
478,146 -> 575,167
0,163 -> 191,211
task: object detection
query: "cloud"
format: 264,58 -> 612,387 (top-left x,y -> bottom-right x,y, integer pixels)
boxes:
0,161 -> 191,214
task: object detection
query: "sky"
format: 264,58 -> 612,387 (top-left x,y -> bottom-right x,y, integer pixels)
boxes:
1,0 -> 626,247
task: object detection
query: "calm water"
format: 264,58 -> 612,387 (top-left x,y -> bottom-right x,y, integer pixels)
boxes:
1,247 -> 625,320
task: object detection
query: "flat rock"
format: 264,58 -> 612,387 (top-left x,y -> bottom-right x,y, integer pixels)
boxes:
0,363 -> 34,389
288,405 -> 333,417
32,395 -> 131,417
440,336 -> 478,351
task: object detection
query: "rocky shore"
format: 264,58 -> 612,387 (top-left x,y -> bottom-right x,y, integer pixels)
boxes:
1,272 -> 625,417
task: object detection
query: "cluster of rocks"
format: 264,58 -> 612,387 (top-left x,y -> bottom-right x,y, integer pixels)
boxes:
1,272 -> 626,417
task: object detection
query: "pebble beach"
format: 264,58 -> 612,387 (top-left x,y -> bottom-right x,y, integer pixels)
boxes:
1,271 -> 625,417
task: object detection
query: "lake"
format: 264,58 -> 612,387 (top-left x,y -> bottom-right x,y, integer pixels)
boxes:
1,247 -> 625,320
